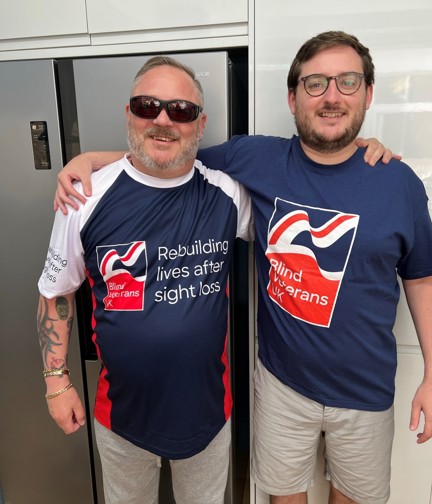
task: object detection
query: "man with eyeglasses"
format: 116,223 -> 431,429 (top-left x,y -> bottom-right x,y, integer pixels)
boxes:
37,56 -> 253,504
52,31 -> 432,504
218,31 -> 431,504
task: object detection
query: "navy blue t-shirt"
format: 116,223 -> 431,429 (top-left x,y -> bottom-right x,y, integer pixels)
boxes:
39,157 -> 252,458
199,135 -> 432,411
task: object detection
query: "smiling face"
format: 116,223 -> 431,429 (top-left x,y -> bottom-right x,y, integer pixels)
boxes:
288,45 -> 373,163
126,65 -> 207,178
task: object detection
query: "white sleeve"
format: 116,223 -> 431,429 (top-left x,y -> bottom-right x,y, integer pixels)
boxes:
236,182 -> 254,242
194,160 -> 254,242
38,208 -> 86,299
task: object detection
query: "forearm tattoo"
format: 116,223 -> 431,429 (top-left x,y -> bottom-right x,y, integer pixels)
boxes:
56,297 -> 69,320
37,296 -> 73,369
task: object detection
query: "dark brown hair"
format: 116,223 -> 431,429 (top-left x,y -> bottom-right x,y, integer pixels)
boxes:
287,31 -> 375,92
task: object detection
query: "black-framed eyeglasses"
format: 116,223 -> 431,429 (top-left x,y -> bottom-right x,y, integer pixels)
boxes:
298,72 -> 365,97
130,96 -> 202,123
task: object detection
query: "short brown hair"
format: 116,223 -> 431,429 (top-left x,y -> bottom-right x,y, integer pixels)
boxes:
287,31 -> 375,92
131,56 -> 204,105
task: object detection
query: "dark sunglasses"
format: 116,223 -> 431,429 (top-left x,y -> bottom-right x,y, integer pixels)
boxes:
129,96 -> 202,123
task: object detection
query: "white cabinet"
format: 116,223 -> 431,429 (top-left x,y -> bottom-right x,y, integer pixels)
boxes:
86,0 -> 247,34
0,0 -> 88,40
0,0 -> 247,57
254,486 -> 269,504
0,0 -> 247,42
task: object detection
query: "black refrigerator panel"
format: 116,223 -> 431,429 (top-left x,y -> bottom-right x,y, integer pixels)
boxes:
0,59 -> 95,503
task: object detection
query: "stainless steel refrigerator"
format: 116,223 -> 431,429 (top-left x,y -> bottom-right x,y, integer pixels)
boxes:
0,50 -> 249,504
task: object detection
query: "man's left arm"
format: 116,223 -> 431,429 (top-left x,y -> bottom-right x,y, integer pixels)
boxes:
403,276 -> 432,443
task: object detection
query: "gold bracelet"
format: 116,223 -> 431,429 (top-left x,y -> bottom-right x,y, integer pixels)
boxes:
43,368 -> 70,378
45,383 -> 73,400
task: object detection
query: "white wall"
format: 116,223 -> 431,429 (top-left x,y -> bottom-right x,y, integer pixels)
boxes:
251,1 -> 432,503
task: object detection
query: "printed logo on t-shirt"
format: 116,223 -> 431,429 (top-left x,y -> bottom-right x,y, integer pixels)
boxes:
266,198 -> 359,327
97,241 -> 147,311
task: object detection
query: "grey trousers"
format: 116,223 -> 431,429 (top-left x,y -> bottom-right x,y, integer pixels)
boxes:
94,418 -> 231,504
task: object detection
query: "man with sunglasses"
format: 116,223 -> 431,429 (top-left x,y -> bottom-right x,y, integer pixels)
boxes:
37,56 -> 252,504
52,31 -> 432,504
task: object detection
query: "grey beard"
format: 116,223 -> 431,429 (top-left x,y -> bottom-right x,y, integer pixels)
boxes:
127,127 -> 200,172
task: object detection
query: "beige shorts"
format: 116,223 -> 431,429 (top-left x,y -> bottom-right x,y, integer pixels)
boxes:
251,359 -> 394,504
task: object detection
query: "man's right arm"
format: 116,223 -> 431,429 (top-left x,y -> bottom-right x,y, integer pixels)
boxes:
55,151 -> 125,214
37,293 -> 86,434
54,139 -> 399,213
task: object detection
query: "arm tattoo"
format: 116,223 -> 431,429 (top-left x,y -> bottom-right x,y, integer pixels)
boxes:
37,297 -> 73,369
56,297 -> 69,320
